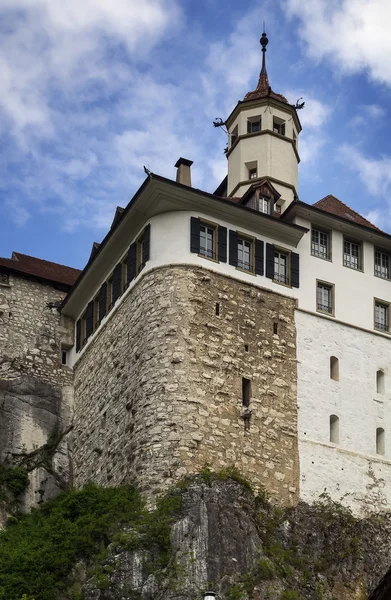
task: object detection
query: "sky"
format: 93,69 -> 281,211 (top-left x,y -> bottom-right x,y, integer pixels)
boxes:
1,0 -> 391,269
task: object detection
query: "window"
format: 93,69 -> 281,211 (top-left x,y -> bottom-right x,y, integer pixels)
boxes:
330,356 -> 339,381
247,116 -> 262,133
274,249 -> 289,285
273,117 -> 285,135
343,239 -> 362,270
237,236 -> 254,272
199,222 -> 217,260
242,377 -> 251,407
377,370 -> 385,394
259,196 -> 270,214
312,228 -> 330,260
248,167 -> 257,179
330,415 -> 339,444
375,300 -> 389,332
61,350 -> 67,365
230,125 -> 238,146
136,232 -> 145,274
317,281 -> 334,315
293,131 -> 297,147
376,428 -> 385,455
375,249 -> 391,280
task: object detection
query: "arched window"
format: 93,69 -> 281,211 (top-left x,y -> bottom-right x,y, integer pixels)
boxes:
377,370 -> 385,394
376,428 -> 385,455
330,356 -> 339,381
330,415 -> 339,444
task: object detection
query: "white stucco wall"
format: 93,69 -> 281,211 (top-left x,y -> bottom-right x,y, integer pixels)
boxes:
296,309 -> 391,515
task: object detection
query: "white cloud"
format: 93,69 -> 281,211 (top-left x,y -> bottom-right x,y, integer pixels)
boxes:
285,0 -> 391,86
349,104 -> 386,127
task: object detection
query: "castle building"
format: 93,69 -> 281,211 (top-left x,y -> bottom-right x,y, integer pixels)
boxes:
1,32 -> 391,516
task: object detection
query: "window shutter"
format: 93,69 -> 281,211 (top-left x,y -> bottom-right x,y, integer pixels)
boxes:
229,230 -> 238,266
98,282 -> 107,322
143,223 -> 151,263
85,301 -> 94,340
291,252 -> 300,288
265,243 -> 275,279
218,226 -> 227,263
281,123 -> 286,136
76,319 -> 81,353
190,217 -> 200,253
247,120 -> 251,133
112,262 -> 122,303
127,243 -> 137,284
255,240 -> 264,275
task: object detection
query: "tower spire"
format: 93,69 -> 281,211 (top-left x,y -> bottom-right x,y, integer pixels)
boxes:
260,29 -> 268,77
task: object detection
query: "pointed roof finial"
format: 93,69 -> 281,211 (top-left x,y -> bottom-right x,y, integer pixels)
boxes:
260,29 -> 269,77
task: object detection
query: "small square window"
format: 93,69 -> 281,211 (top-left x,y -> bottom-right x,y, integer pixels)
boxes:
343,239 -> 362,270
230,125 -> 238,147
237,236 -> 254,273
317,281 -> 334,315
375,249 -> 391,280
375,300 -> 389,332
248,167 -> 257,179
247,117 -> 262,134
312,228 -> 331,260
199,222 -> 217,260
274,250 -> 290,285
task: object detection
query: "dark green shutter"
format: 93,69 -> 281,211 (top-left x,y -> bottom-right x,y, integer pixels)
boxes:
229,230 -> 238,266
143,224 -> 150,263
247,120 -> 251,133
265,243 -> 275,279
85,301 -> 94,339
190,217 -> 200,253
255,240 -> 264,275
112,263 -> 122,303
98,282 -> 107,322
76,319 -> 81,352
218,226 -> 227,262
127,243 -> 137,284
281,123 -> 286,136
291,252 -> 300,288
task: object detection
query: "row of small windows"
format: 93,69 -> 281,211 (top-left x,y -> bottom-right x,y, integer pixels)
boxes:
312,226 -> 391,279
316,279 -> 390,333
231,116 -> 294,147
75,224 -> 150,352
190,217 -> 300,288
329,357 -> 386,393
329,415 -> 386,455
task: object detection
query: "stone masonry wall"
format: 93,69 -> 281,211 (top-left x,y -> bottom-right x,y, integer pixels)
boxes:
73,265 -> 299,505
0,273 -> 74,518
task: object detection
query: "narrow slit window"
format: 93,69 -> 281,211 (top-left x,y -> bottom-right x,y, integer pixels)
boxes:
273,323 -> 278,335
376,428 -> 385,455
242,378 -> 251,407
244,344 -> 249,352
377,370 -> 385,394
215,302 -> 220,316
61,350 -> 67,365
330,415 -> 339,444
330,356 -> 339,381
101,411 -> 107,430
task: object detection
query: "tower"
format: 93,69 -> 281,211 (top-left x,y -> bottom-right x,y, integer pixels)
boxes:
226,32 -> 301,213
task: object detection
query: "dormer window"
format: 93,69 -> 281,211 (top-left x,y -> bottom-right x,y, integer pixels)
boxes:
247,116 -> 262,133
273,117 -> 286,136
259,197 -> 270,214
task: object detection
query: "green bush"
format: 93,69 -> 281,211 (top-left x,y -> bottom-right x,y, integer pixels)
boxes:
0,465 -> 29,499
0,484 -> 147,600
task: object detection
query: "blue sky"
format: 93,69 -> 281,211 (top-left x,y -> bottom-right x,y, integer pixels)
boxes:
1,0 -> 391,269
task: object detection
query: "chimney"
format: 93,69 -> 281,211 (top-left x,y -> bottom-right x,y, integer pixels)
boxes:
175,157 -> 193,187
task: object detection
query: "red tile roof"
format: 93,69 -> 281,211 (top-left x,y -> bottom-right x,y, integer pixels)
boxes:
0,252 -> 81,287
313,195 -> 381,231
243,72 -> 289,104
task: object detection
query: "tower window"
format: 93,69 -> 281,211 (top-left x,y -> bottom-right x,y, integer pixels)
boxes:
231,125 -> 238,146
273,117 -> 286,136
330,415 -> 339,444
376,428 -> 385,455
242,377 -> 252,407
247,116 -> 262,133
377,370 -> 385,394
330,356 -> 339,381
375,300 -> 389,332
249,168 -> 257,179
293,131 -> 297,147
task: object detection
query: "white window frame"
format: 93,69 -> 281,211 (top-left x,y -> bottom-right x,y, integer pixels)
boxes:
259,196 -> 270,214
237,235 -> 254,273
312,228 -> 331,260
274,249 -> 290,285
375,249 -> 391,280
375,299 -> 389,333
199,221 -> 217,261
317,280 -> 334,315
343,238 -> 362,270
